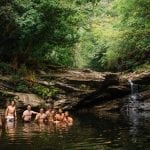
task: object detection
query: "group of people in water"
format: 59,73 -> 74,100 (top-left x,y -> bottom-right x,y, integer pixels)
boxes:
0,100 -> 73,128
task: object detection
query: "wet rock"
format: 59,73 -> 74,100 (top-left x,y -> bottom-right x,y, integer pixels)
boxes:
139,101 -> 150,111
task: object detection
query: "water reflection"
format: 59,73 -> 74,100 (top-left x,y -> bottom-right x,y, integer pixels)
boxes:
5,121 -> 16,141
22,123 -> 33,143
0,111 -> 149,150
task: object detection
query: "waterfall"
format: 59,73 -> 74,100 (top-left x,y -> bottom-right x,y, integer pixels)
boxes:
124,79 -> 140,113
128,79 -> 138,101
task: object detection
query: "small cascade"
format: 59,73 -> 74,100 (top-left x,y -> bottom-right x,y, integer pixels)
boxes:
121,79 -> 140,113
121,80 -> 141,137
128,79 -> 139,101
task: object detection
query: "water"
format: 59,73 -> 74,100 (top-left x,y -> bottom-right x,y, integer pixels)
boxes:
0,111 -> 150,150
128,79 -> 139,101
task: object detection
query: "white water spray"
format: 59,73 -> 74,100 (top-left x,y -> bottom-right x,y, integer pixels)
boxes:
128,79 -> 138,100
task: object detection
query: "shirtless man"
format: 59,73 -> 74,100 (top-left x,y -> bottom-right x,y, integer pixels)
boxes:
55,108 -> 64,122
45,105 -> 55,122
35,108 -> 47,123
5,100 -> 17,122
63,111 -> 73,125
22,104 -> 38,122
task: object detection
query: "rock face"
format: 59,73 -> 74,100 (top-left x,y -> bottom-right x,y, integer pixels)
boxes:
50,70 -> 150,110
120,71 -> 150,85
40,70 -> 121,110
0,69 -> 149,110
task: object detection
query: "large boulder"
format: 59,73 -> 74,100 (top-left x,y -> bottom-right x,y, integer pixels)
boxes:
14,93 -> 45,108
0,91 -> 45,108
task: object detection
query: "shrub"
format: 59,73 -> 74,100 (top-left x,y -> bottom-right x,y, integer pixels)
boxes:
0,62 -> 14,74
15,82 -> 29,92
32,84 -> 59,100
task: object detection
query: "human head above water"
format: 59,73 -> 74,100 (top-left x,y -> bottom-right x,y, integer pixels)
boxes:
27,104 -> 31,111
58,108 -> 63,114
64,111 -> 69,117
40,108 -> 44,113
11,100 -> 16,106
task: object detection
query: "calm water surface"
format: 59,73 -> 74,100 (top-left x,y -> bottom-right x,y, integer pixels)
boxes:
0,111 -> 150,150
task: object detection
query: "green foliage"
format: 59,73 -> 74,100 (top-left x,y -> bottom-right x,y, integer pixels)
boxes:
0,62 -> 14,74
32,84 -> 59,99
0,0 -> 79,68
32,84 -> 51,99
74,0 -> 150,71
51,88 -> 59,99
15,81 -> 29,92
17,64 -> 28,76
0,0 -> 149,71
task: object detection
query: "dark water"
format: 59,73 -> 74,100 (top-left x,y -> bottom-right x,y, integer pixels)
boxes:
0,111 -> 150,150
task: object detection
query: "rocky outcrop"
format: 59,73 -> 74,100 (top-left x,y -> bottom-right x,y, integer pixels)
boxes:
44,70 -> 120,110
0,91 -> 45,108
51,70 -> 150,110
0,69 -> 149,110
120,71 -> 150,85
92,89 -> 150,114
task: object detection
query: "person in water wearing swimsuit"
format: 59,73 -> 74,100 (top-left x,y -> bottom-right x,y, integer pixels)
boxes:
5,100 -> 17,122
35,108 -> 47,123
22,104 -> 38,122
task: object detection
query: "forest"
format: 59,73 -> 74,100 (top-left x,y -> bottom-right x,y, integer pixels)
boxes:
0,0 -> 150,72
0,1 -> 150,149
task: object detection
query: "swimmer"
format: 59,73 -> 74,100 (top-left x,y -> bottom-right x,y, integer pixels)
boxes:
45,105 -> 55,122
35,108 -> 47,123
63,111 -> 73,125
5,100 -> 17,122
22,104 -> 38,122
54,108 -> 64,123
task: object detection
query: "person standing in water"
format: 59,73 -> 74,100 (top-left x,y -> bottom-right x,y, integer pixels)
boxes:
46,105 -> 55,122
35,108 -> 47,123
55,108 -> 65,123
63,111 -> 73,126
5,100 -> 17,122
22,104 -> 38,122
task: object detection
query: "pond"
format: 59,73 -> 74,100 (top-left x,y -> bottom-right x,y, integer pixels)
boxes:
0,110 -> 150,150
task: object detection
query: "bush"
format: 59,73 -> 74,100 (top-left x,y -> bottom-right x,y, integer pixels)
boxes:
0,62 -> 14,74
51,88 -> 59,99
15,82 -> 29,92
32,84 -> 59,100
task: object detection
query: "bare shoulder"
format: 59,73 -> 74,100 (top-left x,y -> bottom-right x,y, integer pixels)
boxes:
69,117 -> 73,121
